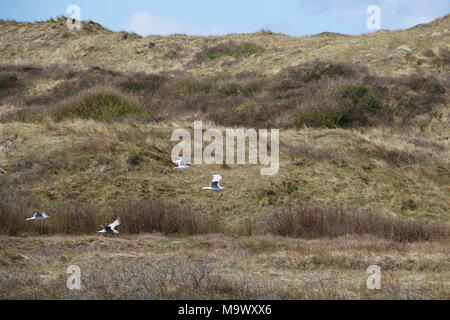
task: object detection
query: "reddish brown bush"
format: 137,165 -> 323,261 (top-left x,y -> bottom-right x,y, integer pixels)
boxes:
266,205 -> 448,242
111,198 -> 220,235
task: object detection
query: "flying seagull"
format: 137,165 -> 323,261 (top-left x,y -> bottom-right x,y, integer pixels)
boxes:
174,155 -> 190,170
26,212 -> 50,221
202,173 -> 225,191
97,218 -> 121,235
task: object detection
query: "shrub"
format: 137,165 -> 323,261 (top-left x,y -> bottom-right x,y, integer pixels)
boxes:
0,73 -> 22,97
266,205 -> 448,242
280,60 -> 363,83
195,41 -> 264,63
179,79 -> 215,95
52,88 -> 148,121
405,77 -> 445,95
0,190 -> 37,236
298,109 -> 344,128
340,85 -> 381,110
48,202 -> 99,234
118,73 -> 166,93
338,84 -> 383,127
111,198 -> 220,235
1,61 -> 447,130
217,81 -> 264,97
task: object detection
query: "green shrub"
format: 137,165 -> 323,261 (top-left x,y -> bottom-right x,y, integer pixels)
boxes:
0,73 -> 21,96
217,81 -> 264,97
179,79 -> 214,95
340,85 -> 378,109
297,108 -> 344,128
52,89 -> 148,121
338,85 -> 383,127
196,42 -> 264,63
180,78 -> 263,97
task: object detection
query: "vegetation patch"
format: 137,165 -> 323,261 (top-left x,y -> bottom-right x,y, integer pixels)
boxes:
234,101 -> 256,113
0,73 -> 22,97
280,60 -> 363,83
118,73 -> 166,93
267,205 -> 449,242
0,61 -> 447,129
52,88 -> 148,121
195,41 -> 264,63
337,84 -> 385,127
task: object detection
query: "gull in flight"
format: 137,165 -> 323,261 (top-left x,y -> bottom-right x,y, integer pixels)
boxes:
202,173 -> 225,191
174,155 -> 190,170
26,212 -> 50,221
97,218 -> 121,235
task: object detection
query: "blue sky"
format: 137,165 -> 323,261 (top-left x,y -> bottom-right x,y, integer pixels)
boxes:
0,0 -> 449,36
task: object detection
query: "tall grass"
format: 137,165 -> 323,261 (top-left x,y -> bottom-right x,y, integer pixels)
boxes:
266,205 -> 448,242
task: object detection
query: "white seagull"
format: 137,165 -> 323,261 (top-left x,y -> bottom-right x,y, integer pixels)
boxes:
97,218 -> 121,235
26,212 -> 50,221
174,155 -> 190,170
202,173 -> 225,191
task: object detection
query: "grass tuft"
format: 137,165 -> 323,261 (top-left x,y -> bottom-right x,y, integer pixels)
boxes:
52,88 -> 148,121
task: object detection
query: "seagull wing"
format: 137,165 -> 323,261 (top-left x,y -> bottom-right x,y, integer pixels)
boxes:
109,218 -> 121,230
179,156 -> 187,166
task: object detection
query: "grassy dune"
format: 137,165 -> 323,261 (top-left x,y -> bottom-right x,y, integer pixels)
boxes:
0,16 -> 449,299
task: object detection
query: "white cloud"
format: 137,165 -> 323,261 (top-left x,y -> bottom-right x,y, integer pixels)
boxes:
123,12 -> 224,36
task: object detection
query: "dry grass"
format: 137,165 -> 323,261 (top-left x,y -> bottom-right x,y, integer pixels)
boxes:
0,120 -> 448,225
195,41 -> 265,63
0,15 -> 449,76
1,234 -> 449,299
